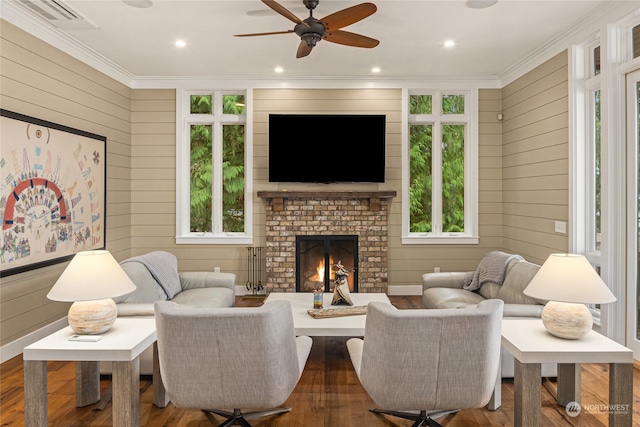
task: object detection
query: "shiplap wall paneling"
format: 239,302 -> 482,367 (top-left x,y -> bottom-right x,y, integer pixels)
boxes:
501,51 -> 569,265
0,21 -> 132,346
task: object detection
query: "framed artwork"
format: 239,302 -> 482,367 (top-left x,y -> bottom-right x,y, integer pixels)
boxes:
0,110 -> 106,277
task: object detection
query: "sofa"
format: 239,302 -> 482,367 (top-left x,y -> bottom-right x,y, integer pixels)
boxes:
422,251 -> 556,377
104,251 -> 236,374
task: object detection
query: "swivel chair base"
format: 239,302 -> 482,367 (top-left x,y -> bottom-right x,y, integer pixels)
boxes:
370,408 -> 459,427
204,407 -> 291,427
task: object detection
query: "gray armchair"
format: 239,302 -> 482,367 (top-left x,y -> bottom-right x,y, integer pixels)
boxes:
154,299 -> 312,427
347,299 -> 503,427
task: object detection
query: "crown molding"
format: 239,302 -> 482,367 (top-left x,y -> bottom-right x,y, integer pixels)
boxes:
2,1 -> 638,90
499,1 -> 640,87
0,1 -> 135,87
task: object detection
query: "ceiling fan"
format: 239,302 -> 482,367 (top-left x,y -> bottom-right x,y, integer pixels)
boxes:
235,0 -> 379,58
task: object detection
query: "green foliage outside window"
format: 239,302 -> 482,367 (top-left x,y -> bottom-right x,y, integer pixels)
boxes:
442,95 -> 465,114
442,125 -> 465,232
410,95 -> 432,115
189,94 -> 245,233
222,125 -> 244,232
410,125 -> 432,232
190,124 -> 212,232
409,93 -> 465,234
191,95 -> 212,114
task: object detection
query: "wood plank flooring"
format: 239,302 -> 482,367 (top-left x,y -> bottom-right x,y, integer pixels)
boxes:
1,295 -> 639,426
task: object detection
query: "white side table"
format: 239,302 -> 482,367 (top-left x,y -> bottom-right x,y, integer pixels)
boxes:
500,319 -> 633,427
23,317 -> 167,427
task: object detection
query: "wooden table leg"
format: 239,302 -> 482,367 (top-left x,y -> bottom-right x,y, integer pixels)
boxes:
609,363 -> 633,427
75,361 -> 100,407
557,363 -> 581,406
514,359 -> 541,427
113,358 -> 140,427
24,360 -> 47,427
152,342 -> 169,407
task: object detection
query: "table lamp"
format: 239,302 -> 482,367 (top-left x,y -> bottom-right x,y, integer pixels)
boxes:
523,253 -> 616,339
47,250 -> 136,335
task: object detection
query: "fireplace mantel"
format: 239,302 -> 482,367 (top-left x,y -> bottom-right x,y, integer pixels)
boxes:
257,191 -> 396,211
257,191 -> 396,198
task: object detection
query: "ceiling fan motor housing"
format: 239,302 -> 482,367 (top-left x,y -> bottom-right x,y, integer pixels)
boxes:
295,18 -> 325,47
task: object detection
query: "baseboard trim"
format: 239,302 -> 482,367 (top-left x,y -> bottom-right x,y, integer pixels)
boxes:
0,317 -> 68,364
235,285 -> 266,297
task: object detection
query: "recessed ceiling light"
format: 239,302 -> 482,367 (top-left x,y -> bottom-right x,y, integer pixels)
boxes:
175,40 -> 186,48
444,40 -> 455,48
275,66 -> 284,73
372,67 -> 381,73
123,0 -> 153,8
466,0 -> 498,9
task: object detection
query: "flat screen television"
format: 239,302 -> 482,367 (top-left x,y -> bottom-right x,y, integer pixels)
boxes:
268,114 -> 386,183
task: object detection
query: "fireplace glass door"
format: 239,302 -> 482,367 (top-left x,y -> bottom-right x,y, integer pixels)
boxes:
296,235 -> 358,292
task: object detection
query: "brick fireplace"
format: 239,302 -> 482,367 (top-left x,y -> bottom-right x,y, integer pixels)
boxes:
257,191 -> 396,294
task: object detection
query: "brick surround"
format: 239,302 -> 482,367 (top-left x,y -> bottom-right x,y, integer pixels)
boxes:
257,191 -> 396,293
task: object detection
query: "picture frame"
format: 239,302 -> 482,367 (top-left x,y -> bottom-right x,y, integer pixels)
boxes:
0,110 -> 106,277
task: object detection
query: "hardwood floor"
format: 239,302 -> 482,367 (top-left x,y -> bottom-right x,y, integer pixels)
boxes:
1,295 -> 639,426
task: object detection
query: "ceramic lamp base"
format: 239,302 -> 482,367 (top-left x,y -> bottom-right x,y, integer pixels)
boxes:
68,298 -> 117,335
541,300 -> 593,339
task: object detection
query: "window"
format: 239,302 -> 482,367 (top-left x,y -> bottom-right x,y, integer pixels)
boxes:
571,38 -> 603,324
403,90 -> 478,244
633,24 -> 640,59
584,43 -> 602,256
176,90 -> 252,244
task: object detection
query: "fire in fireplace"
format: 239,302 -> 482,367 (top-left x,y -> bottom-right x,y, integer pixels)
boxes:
296,235 -> 358,292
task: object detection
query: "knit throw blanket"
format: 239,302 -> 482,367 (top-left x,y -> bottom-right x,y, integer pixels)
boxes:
461,251 -> 523,292
121,251 -> 182,299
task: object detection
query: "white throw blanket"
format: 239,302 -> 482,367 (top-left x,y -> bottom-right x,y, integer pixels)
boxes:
121,251 -> 182,299
461,251 -> 523,292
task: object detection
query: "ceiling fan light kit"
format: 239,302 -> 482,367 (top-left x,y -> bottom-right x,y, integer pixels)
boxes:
235,0 -> 379,58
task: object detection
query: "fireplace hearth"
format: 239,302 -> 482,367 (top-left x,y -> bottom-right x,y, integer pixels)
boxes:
296,235 -> 358,292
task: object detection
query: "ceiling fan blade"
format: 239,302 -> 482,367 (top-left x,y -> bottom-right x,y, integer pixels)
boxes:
296,41 -> 313,58
320,2 -> 377,31
323,30 -> 379,48
262,0 -> 309,27
235,30 -> 295,37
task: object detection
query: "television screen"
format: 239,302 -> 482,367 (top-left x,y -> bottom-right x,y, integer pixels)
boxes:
268,114 -> 386,183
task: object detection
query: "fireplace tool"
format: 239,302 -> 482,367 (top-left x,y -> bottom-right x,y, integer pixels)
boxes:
245,246 -> 265,298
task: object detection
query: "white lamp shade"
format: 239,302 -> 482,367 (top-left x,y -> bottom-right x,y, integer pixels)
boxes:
47,250 -> 136,302
524,253 -> 616,304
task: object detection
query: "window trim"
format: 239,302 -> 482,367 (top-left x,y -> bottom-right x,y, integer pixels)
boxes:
402,89 -> 479,245
175,88 -> 253,245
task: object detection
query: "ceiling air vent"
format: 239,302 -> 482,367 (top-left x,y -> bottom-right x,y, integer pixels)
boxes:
17,0 -> 98,29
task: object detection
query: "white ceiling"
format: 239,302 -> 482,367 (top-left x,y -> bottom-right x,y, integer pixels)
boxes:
2,0 -> 637,85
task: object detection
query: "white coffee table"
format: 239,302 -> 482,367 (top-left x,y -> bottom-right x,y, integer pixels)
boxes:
264,292 -> 391,336
23,317 -> 167,427
499,319 -> 633,427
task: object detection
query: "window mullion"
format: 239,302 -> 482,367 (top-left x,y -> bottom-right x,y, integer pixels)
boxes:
432,122 -> 443,235
211,121 -> 223,234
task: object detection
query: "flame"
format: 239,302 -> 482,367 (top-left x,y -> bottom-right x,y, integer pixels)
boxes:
314,256 -> 335,281
316,259 -> 324,281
